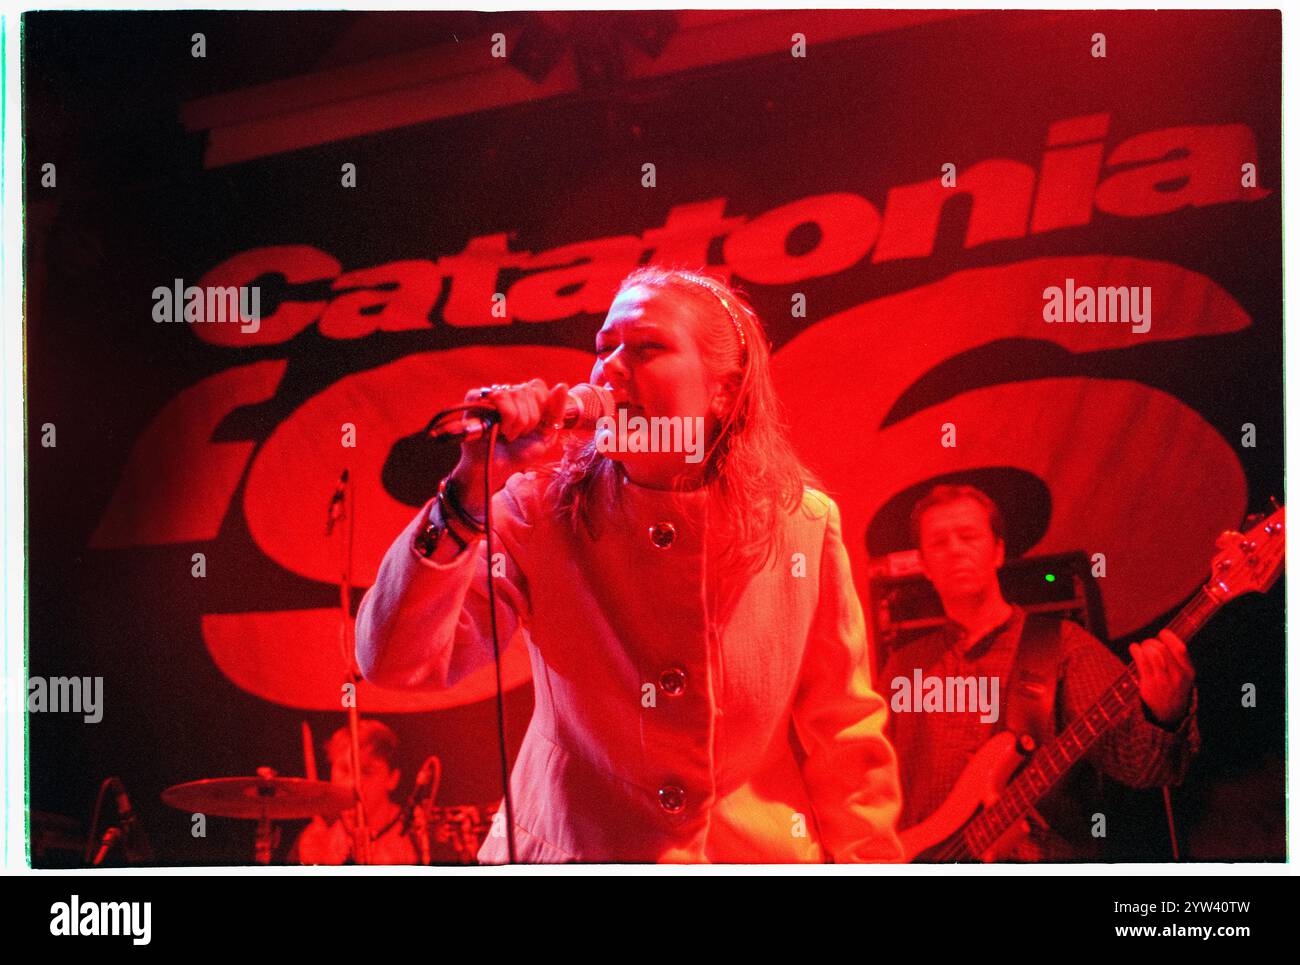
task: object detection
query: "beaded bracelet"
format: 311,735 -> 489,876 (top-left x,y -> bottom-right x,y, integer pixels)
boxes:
412,480 -> 486,558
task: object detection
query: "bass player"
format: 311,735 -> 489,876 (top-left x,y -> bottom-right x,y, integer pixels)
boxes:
883,483 -> 1199,860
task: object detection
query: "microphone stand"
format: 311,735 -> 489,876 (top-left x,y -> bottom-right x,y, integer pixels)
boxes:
402,756 -> 442,865
329,468 -> 373,865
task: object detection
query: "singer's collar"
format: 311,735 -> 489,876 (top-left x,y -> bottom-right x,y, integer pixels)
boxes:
615,461 -> 710,495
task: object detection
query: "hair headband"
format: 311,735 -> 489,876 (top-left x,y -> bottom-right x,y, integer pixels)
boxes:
676,274 -> 748,361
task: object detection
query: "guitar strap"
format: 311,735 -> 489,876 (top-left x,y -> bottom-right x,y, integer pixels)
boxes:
1003,614 -> 1062,750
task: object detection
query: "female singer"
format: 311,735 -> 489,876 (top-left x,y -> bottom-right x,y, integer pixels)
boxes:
356,266 -> 902,863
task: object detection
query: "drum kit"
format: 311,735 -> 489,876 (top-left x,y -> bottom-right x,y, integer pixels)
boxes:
160,769 -> 499,865
154,470 -> 501,866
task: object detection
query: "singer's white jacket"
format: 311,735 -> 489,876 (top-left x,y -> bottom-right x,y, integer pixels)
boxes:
355,467 -> 903,863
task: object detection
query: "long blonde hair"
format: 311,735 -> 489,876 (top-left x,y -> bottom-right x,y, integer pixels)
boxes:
547,266 -> 822,578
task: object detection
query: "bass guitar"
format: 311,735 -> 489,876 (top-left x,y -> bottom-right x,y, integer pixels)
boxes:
901,502 -> 1284,862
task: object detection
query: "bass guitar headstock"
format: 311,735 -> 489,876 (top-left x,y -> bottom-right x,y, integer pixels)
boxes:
1210,499 -> 1284,601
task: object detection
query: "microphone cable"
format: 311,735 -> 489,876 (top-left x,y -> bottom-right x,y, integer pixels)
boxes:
421,403 -> 518,864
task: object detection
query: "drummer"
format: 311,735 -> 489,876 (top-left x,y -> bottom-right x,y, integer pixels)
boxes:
292,720 -> 418,865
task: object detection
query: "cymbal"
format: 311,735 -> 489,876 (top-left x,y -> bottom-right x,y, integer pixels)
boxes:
162,777 -> 353,820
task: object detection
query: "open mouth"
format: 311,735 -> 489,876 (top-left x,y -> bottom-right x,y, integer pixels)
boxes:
603,384 -> 646,416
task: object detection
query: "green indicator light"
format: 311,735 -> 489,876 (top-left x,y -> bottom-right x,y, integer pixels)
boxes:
1045,573 -> 1056,583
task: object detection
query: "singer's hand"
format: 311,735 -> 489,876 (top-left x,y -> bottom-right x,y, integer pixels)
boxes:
473,378 -> 570,444
451,379 -> 571,512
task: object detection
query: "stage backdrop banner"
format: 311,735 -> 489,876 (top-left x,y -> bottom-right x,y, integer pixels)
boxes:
26,9 -> 1282,863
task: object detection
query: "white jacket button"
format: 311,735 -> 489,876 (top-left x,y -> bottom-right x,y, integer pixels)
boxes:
658,667 -> 687,697
649,521 -> 676,548
658,784 -> 686,813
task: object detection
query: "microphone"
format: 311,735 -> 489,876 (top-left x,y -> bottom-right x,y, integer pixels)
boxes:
91,826 -> 122,867
428,383 -> 613,443
93,778 -> 153,865
325,468 -> 348,535
112,778 -> 154,863
399,755 -> 442,834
